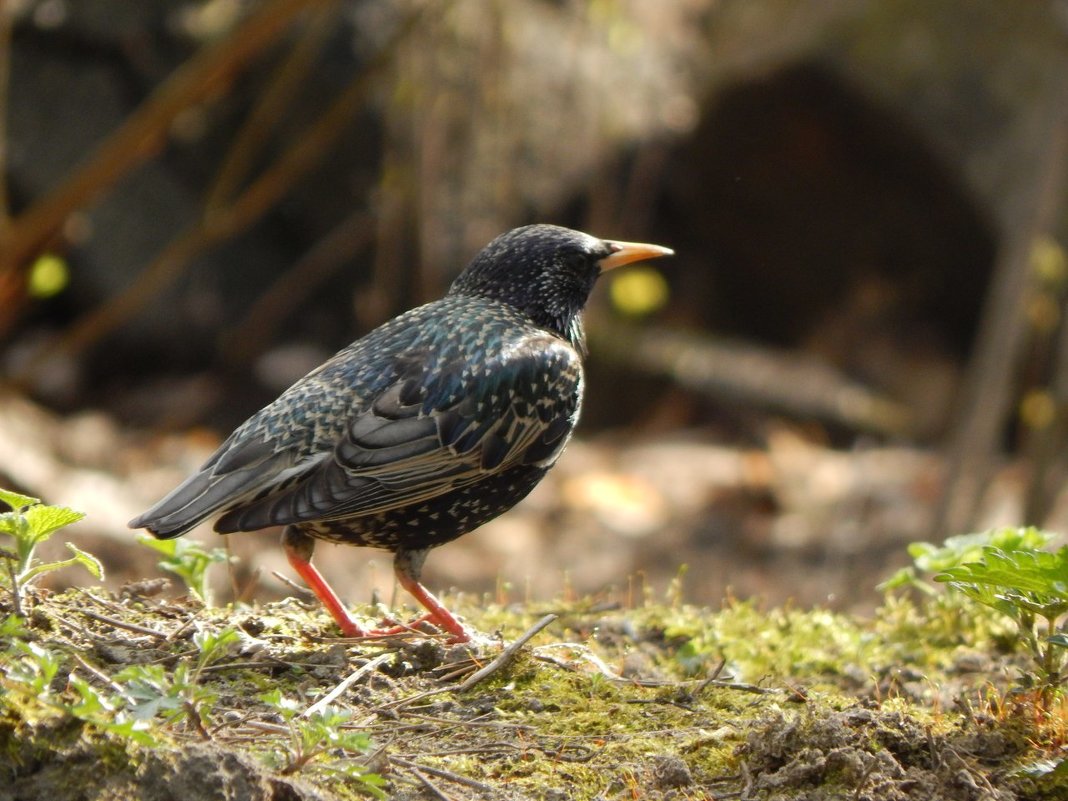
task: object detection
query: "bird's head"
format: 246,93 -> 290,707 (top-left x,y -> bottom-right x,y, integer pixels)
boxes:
448,224 -> 673,346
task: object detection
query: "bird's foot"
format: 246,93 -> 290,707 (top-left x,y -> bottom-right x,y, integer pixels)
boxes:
332,611 -> 370,638
362,612 -> 436,637
367,610 -> 486,644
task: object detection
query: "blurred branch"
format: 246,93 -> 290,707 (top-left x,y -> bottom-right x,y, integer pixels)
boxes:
936,84 -> 1068,536
13,4 -> 429,387
1026,262 -> 1068,523
0,0 -> 333,278
591,321 -> 911,436
0,3 -> 18,337
205,2 -> 340,212
219,210 -> 375,366
0,0 -> 12,234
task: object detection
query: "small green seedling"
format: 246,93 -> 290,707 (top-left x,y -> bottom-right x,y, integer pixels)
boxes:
880,526 -> 1054,594
0,631 -> 160,747
0,487 -> 101,615
138,533 -> 229,605
66,673 -> 161,746
115,661 -> 220,738
4,637 -> 62,695
114,627 -> 240,737
936,539 -> 1068,695
883,527 -> 1068,699
190,626 -> 242,677
260,689 -> 386,796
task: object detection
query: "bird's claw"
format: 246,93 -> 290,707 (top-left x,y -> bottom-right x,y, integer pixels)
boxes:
336,611 -> 483,644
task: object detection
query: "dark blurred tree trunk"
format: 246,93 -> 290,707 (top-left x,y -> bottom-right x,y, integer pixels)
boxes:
936,84 -> 1068,535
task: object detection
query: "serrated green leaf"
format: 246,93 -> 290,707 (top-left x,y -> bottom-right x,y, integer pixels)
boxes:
20,550 -> 105,585
935,546 -> 1068,599
944,581 -> 1022,619
192,627 -> 240,669
987,526 -> 1055,551
0,488 -> 39,511
68,675 -> 115,717
912,528 -> 1055,575
21,504 -> 86,544
65,542 -> 105,580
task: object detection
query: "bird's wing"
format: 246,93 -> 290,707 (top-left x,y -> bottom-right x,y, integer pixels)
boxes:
128,347 -> 364,538
127,415 -> 332,538
212,334 -> 581,533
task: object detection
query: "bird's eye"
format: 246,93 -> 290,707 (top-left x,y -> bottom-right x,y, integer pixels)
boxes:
561,252 -> 589,272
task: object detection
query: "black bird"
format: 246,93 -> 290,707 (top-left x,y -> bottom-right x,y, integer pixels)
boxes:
129,224 -> 673,642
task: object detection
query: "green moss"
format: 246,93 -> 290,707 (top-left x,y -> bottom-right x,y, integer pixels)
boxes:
0,585 -> 1061,800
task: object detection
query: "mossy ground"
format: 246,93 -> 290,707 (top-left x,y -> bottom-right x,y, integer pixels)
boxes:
1,582 -> 1066,800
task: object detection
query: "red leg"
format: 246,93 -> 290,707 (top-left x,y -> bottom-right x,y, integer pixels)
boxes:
282,527 -> 367,637
282,529 -> 478,642
393,549 -> 475,643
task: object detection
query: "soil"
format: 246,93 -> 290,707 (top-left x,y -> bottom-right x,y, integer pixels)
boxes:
1,582 -> 1065,801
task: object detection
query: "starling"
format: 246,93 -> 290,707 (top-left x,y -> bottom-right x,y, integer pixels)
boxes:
129,224 -> 673,642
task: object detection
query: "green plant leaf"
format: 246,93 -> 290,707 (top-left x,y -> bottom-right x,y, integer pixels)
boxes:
877,565 -> 938,594
1016,757 -> 1068,779
910,527 -> 1054,574
68,674 -> 117,718
22,504 -> 86,544
0,614 -> 29,639
191,628 -> 241,681
5,640 -> 62,695
0,511 -> 28,537
935,546 -> 1068,599
260,689 -> 300,720
0,488 -> 39,511
20,547 -> 106,585
137,535 -> 178,558
1047,633 -> 1068,649
137,533 -> 228,604
65,542 -> 105,580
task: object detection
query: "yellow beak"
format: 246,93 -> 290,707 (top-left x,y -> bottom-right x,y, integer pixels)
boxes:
598,240 -> 675,272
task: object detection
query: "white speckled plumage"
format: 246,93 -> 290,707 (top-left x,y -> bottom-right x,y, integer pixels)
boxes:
129,224 -> 672,641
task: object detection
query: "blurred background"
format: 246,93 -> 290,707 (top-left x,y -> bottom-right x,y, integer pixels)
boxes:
2,0 -> 1068,614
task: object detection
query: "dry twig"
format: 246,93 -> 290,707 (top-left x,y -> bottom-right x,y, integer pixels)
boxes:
457,613 -> 557,691
390,756 -> 500,795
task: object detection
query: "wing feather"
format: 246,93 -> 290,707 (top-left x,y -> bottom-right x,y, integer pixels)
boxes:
213,335 -> 581,533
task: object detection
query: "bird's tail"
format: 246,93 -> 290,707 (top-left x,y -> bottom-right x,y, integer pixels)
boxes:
129,467 -> 256,539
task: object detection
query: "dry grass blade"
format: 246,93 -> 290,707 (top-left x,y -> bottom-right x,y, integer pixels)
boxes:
78,608 -> 167,639
404,763 -> 455,801
299,652 -> 391,719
